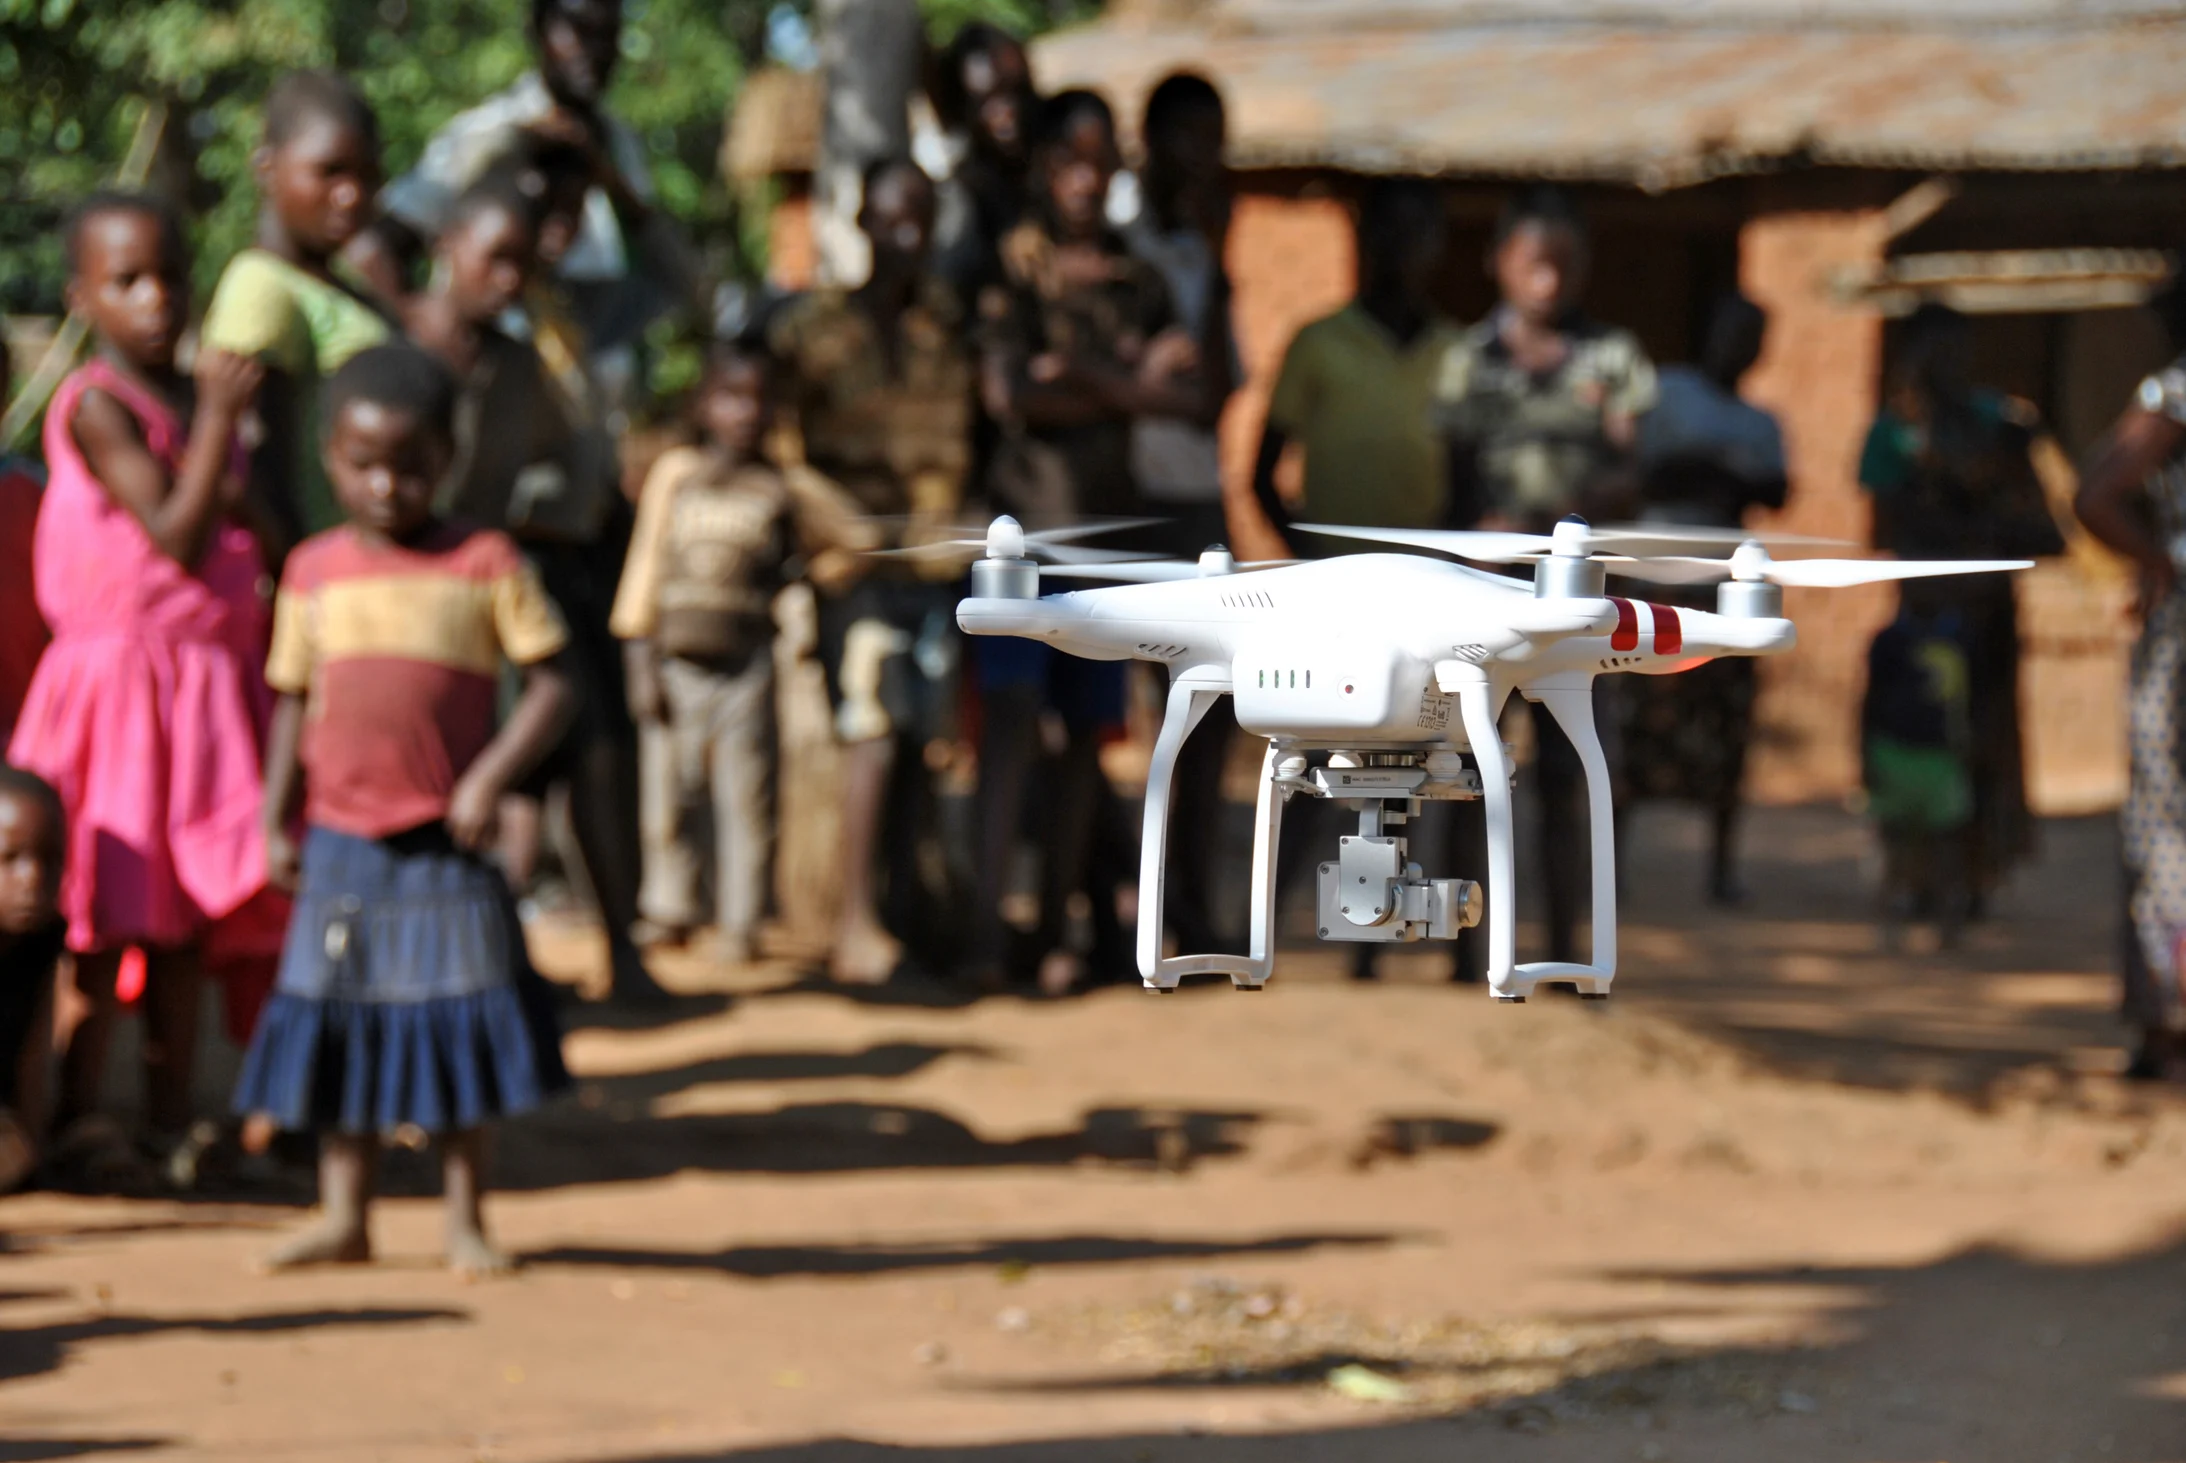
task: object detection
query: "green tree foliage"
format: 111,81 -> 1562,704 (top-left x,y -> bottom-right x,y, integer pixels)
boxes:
0,0 -> 1085,315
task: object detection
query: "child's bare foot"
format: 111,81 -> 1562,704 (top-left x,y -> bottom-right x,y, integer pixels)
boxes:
240,1112 -> 279,1155
446,1229 -> 516,1279
1037,950 -> 1085,998
829,919 -> 901,985
256,1218 -> 371,1273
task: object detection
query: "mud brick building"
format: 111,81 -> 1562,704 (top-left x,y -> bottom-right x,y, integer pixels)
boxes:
739,0 -> 2186,809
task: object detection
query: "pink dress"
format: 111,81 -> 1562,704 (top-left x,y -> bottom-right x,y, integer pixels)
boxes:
7,359 -> 277,955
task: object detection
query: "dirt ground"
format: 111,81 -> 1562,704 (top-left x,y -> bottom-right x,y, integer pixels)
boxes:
5,802 -> 2185,1463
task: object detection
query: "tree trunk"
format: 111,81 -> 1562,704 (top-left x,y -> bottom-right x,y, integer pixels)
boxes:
813,0 -> 923,287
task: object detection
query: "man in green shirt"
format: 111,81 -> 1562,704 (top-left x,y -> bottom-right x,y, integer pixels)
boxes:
1240,179 -> 1462,553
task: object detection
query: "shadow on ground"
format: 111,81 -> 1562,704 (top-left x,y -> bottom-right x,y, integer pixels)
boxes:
0,1298 -> 469,1386
527,1230 -> 1405,1279
572,1229 -> 2186,1463
0,1439 -> 167,1461
489,1102 -> 1270,1192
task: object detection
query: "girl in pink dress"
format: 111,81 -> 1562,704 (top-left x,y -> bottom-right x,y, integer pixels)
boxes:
7,193 -> 280,1168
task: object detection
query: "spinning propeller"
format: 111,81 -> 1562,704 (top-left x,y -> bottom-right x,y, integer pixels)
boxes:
1294,519 -> 1843,563
1294,518 -> 2030,594
875,516 -> 1155,568
1600,539 -> 2036,589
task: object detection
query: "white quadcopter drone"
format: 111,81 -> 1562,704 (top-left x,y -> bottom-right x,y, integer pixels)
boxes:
945,515 -> 2029,1002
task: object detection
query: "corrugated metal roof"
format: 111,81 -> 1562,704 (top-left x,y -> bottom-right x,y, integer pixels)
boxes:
1035,8 -> 2186,183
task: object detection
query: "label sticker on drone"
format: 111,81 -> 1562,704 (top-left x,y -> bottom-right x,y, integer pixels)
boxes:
1417,690 -> 1453,730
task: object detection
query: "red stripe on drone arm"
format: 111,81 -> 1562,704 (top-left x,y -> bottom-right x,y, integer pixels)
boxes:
1648,602 -> 1683,655
1609,597 -> 1639,651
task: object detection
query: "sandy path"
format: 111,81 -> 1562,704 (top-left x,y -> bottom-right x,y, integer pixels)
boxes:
2,805 -> 2181,1463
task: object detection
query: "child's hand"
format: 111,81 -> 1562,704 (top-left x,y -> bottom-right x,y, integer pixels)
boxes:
194,348 -> 264,422
626,657 -> 665,725
445,771 -> 503,852
265,826 -> 302,894
1138,328 -> 1200,387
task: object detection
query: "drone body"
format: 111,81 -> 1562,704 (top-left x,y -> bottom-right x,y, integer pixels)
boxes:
952,517 -> 2026,1002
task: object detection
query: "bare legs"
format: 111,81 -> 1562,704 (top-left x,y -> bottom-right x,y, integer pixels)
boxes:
260,1127 -> 509,1277
54,946 -> 202,1140
440,1128 -> 512,1277
830,736 -> 902,983
260,1133 -> 375,1270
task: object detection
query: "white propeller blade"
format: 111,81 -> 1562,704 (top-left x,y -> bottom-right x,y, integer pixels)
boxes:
875,539 -> 1142,566
1294,522 -> 1845,563
1765,557 -> 2035,589
1039,558 -> 1295,583
1606,554 -> 2034,589
1293,525 -> 1550,562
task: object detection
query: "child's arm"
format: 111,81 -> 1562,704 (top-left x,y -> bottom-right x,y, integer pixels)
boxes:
261,691 -> 308,892
609,449 -> 687,726
73,349 -> 261,566
446,654 -> 574,851
11,964 -> 55,1163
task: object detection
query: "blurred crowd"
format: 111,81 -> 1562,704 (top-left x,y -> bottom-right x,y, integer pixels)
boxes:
0,0 -> 2172,1265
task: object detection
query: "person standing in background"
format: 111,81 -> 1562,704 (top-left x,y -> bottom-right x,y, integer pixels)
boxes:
973,89 -> 1206,994
1232,177 -> 1461,979
0,340 -> 49,745
353,0 -> 699,416
614,341 -> 869,966
355,0 -> 696,1005
926,23 -> 1041,302
402,172 -> 573,535
1237,178 -> 1458,555
1126,71 -> 1243,959
200,71 -> 391,556
1626,292 -> 1787,904
770,157 -> 971,984
2077,284 -> 2186,1079
1436,186 -> 1656,972
12,193 -> 279,1179
1859,303 -> 2061,922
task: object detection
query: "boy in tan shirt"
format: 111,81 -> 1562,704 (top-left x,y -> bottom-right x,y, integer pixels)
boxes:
611,341 -> 867,961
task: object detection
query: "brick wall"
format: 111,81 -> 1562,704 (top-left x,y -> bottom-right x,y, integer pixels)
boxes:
1737,209 -> 1893,804
768,192 -> 818,292
1217,192 -> 1357,504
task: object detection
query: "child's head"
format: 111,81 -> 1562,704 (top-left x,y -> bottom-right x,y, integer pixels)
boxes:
695,339 -> 770,458
1142,71 -> 1226,214
513,136 -> 594,271
1889,302 -> 1973,413
1490,186 -> 1587,327
1355,177 -> 1446,306
1035,89 -> 1119,241
533,0 -> 624,110
323,343 -> 458,542
936,23 -> 1034,165
64,191 -> 188,372
1700,291 -> 1769,390
857,157 -> 937,277
256,70 -> 382,260
436,172 -> 545,324
0,766 -> 63,938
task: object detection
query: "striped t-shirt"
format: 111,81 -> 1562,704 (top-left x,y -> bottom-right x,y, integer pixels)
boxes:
267,521 -> 567,840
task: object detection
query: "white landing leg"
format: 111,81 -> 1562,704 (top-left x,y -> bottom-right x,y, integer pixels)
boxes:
1137,674 -> 1274,991
1514,674 -> 1616,999
1454,670 -> 1520,997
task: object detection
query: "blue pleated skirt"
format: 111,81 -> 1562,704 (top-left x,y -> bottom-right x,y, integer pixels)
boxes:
233,824 -> 569,1134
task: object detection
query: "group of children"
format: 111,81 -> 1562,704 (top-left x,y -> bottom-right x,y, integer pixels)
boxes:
0,16 -> 1224,1267
0,71 -> 595,1273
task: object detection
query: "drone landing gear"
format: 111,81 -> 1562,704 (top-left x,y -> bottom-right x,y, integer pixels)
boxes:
1137,676 -> 1280,993
1454,669 -> 1618,1002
